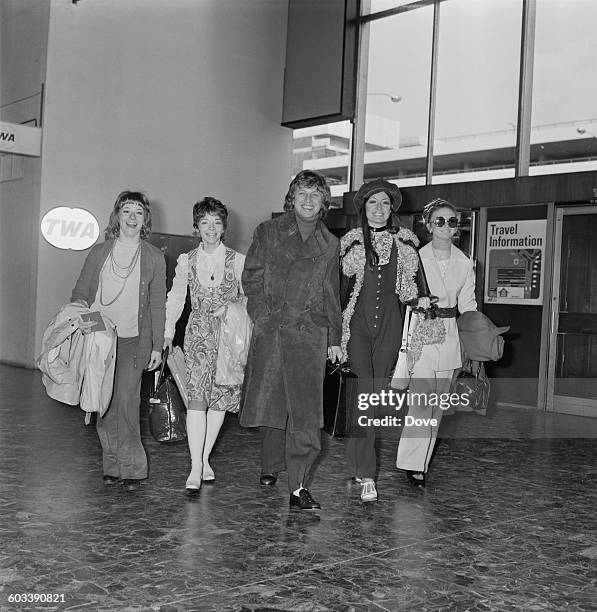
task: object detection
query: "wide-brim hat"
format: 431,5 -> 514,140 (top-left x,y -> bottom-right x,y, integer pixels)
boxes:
457,311 -> 510,361
353,178 -> 402,213
457,311 -> 510,336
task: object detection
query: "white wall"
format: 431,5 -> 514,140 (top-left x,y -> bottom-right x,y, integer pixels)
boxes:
0,0 -> 49,367
33,0 -> 292,364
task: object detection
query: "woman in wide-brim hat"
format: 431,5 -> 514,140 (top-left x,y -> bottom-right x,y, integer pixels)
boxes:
340,178 -> 428,502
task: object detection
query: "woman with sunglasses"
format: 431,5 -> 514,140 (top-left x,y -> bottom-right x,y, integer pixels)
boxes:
396,198 -> 477,487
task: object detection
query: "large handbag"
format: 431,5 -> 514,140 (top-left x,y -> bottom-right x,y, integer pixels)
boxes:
149,347 -> 187,443
322,361 -> 358,438
451,358 -> 490,416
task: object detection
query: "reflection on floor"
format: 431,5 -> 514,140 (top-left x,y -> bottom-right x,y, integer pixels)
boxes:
1,364 -> 596,611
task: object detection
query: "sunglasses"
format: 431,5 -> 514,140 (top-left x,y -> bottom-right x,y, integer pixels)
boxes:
431,216 -> 458,228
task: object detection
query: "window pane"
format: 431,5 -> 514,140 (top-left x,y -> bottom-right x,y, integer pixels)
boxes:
531,0 -> 597,177
364,6 -> 434,187
433,0 -> 522,184
292,121 -> 352,206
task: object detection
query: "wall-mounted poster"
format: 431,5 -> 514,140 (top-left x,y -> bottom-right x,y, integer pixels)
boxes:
484,219 -> 546,305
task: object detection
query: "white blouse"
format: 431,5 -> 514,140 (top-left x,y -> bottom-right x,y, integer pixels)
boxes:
164,243 -> 245,339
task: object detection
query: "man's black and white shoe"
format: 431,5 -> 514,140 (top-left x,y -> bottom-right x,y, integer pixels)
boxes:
289,488 -> 321,511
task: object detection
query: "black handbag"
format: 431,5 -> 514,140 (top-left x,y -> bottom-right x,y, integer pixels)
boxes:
451,359 -> 490,415
322,361 -> 358,438
149,347 -> 187,443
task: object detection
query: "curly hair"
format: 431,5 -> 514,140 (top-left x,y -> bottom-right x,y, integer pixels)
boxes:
192,197 -> 228,237
104,191 -> 152,240
283,170 -> 332,217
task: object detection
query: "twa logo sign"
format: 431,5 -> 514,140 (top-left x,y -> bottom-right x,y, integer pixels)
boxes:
41,207 -> 100,250
0,121 -> 41,156
0,128 -> 16,149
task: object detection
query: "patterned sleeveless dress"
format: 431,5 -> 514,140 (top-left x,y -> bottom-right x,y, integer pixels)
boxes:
184,247 -> 242,412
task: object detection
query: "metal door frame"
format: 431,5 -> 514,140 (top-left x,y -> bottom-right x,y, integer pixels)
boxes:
546,205 -> 597,416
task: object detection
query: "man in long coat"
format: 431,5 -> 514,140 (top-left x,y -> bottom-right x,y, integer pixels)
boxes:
240,170 -> 342,511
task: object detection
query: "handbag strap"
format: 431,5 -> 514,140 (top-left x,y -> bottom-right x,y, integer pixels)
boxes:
405,250 -> 439,316
327,359 -> 352,375
464,358 -> 482,377
473,360 -> 482,377
400,306 -> 411,350
154,346 -> 170,392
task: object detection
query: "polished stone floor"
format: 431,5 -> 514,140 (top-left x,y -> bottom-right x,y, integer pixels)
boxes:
1,364 -> 596,611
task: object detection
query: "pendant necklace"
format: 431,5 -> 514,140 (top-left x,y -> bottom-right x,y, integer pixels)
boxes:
203,243 -> 220,283
205,259 -> 217,282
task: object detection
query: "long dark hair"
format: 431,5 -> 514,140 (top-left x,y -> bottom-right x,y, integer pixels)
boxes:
360,203 -> 400,270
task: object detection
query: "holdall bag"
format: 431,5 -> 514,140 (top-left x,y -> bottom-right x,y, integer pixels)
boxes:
451,358 -> 490,416
166,346 -> 188,408
149,347 -> 187,443
322,361 -> 358,438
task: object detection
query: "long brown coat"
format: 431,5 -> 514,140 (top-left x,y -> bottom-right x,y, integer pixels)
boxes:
239,212 -> 341,432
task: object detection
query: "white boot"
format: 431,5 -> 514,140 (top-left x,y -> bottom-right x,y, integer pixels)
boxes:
202,410 -> 226,481
185,410 -> 206,490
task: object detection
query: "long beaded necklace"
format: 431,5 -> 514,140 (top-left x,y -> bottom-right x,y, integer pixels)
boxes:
109,241 -> 141,278
99,241 -> 141,306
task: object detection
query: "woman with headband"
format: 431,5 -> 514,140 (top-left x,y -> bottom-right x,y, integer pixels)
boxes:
71,190 -> 166,491
396,198 -> 477,488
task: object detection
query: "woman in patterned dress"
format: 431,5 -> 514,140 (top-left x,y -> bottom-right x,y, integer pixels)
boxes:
164,197 -> 245,492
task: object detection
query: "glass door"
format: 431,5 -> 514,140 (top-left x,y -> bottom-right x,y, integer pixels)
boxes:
547,206 -> 597,416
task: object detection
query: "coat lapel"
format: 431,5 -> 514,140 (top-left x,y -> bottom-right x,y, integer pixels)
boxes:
420,243 -> 444,292
421,242 -> 471,306
280,212 -> 326,261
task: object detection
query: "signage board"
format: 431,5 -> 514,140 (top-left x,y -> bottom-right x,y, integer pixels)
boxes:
41,207 -> 100,250
0,121 -> 42,156
484,219 -> 546,306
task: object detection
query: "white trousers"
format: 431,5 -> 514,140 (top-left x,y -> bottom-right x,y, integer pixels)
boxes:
396,367 -> 454,473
